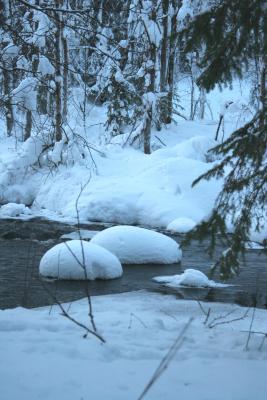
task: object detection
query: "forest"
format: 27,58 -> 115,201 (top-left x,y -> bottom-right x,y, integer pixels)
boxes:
0,1 -> 267,400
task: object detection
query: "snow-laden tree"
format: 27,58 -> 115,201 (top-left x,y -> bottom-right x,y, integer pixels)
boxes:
0,0 -> 188,155
181,0 -> 267,277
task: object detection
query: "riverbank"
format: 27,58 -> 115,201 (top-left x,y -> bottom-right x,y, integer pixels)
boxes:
1,290 -> 267,400
1,114 -> 265,243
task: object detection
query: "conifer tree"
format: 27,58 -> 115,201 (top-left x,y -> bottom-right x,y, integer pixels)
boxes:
182,0 -> 267,278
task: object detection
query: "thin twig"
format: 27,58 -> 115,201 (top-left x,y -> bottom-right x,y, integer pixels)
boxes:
207,307 -> 239,327
137,318 -> 193,400
196,301 -> 211,325
128,313 -> 147,329
40,280 -> 105,343
245,307 -> 256,351
154,135 -> 167,147
208,308 -> 250,329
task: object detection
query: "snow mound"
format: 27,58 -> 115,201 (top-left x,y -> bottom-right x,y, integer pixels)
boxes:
167,217 -> 196,233
39,240 -> 123,280
153,269 -> 229,288
0,203 -> 32,217
174,135 -> 215,162
91,225 -> 182,264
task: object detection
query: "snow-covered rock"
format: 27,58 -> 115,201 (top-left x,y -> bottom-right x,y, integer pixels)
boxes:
91,225 -> 182,264
39,240 -> 123,280
153,269 -> 229,288
167,217 -> 196,233
0,203 -> 32,217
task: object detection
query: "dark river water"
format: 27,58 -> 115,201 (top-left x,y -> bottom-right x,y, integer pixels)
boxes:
0,218 -> 266,310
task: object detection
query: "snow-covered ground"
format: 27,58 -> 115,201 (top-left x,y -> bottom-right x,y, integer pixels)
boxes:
1,291 -> 266,400
1,79 -> 264,240
0,119 -> 223,230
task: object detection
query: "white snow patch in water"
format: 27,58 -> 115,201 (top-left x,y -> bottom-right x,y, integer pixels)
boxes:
91,225 -> 182,264
39,240 -> 122,280
153,268 -> 230,288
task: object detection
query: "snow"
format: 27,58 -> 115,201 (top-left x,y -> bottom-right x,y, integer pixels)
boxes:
244,241 -> 265,250
37,55 -> 55,76
39,240 -> 123,280
153,269 -> 230,289
12,77 -> 38,111
0,135 -> 43,205
31,124 -> 222,230
0,203 -> 32,217
91,225 -> 182,264
0,79 -> 265,242
0,291 -> 267,400
2,43 -> 19,60
167,217 -> 196,233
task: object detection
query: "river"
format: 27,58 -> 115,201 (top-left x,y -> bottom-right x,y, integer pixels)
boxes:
0,218 -> 266,309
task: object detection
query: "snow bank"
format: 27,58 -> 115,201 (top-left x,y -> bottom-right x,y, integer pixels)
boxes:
0,203 -> 32,217
91,225 -> 182,264
153,269 -> 229,288
1,291 -> 266,400
39,240 -> 122,280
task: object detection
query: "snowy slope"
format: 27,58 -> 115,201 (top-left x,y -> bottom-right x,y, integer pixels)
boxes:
0,80 -> 265,240
0,119 -> 222,228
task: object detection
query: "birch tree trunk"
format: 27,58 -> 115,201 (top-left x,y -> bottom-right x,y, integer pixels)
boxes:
143,2 -> 157,155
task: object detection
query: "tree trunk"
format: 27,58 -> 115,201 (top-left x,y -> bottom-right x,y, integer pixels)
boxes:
62,34 -> 68,121
160,0 -> 169,91
199,88 -> 206,119
2,0 -> 14,136
54,0 -> 62,142
159,0 -> 169,124
24,110 -> 32,141
259,1 -> 267,130
143,40 -> 156,154
189,71 -> 195,120
143,105 -> 152,155
166,0 -> 182,124
3,64 -> 14,136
